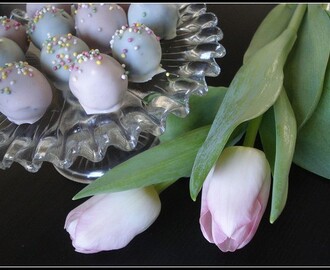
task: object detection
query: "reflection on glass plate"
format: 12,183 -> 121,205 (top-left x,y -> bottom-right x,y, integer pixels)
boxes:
0,4 -> 225,183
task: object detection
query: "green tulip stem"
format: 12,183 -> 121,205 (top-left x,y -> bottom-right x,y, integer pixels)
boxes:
321,3 -> 330,11
243,115 -> 263,148
287,4 -> 307,32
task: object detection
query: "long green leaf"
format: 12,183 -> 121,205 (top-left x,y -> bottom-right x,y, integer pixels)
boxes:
293,59 -> 330,179
73,125 -> 210,200
243,4 -> 296,63
270,87 -> 297,223
259,88 -> 297,223
189,5 -> 306,201
159,86 -> 227,143
284,4 -> 330,129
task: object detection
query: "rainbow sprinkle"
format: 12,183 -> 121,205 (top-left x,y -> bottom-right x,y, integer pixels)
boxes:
0,16 -> 23,32
0,61 -> 34,94
27,6 -> 63,35
110,23 -> 159,60
71,49 -> 128,81
42,33 -> 81,72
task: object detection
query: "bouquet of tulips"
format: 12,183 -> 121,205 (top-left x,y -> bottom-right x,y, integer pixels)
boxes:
64,3 -> 330,254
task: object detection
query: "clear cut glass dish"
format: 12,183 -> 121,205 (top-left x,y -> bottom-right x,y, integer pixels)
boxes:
1,3 -> 225,183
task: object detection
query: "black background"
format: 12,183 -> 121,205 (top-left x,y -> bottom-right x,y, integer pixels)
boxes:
1,3 -> 330,267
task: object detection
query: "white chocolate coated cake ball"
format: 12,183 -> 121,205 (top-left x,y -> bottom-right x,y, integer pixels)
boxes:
0,62 -> 53,125
0,37 -> 25,67
69,49 -> 128,115
128,4 -> 179,40
26,3 -> 73,18
0,16 -> 29,53
27,6 -> 75,50
74,3 -> 127,54
110,23 -> 165,83
40,33 -> 89,89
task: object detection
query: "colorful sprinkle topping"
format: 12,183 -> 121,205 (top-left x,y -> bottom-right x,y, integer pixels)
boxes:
110,23 -> 160,61
27,6 -> 62,35
0,16 -> 23,32
0,61 -> 34,94
72,49 -> 128,80
75,3 -> 122,13
75,49 -> 102,64
42,33 -> 81,72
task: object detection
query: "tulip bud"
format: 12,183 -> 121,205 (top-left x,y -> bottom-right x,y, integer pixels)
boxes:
199,146 -> 271,252
64,186 -> 161,254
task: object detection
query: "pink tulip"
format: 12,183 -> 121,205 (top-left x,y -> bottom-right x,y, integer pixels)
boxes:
64,186 -> 161,254
200,146 -> 271,252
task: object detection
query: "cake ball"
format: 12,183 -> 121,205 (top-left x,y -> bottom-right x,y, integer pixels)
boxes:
27,6 -> 75,50
69,49 -> 128,115
0,37 -> 25,67
74,3 -> 127,53
40,33 -> 89,90
110,23 -> 165,83
0,16 -> 30,53
0,61 -> 53,125
26,3 -> 73,18
128,4 -> 179,40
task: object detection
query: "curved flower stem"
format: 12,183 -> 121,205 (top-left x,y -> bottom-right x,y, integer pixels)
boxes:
243,115 -> 263,148
321,3 -> 330,11
287,4 -> 307,32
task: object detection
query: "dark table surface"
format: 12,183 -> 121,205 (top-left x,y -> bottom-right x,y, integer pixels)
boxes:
1,3 -> 330,267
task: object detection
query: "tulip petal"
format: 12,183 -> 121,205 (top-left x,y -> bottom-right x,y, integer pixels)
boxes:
199,146 -> 271,252
65,187 -> 161,254
200,165 -> 215,216
238,200 -> 262,249
207,147 -> 266,234
200,209 -> 214,243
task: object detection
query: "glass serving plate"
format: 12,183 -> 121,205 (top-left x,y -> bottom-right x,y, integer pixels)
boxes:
1,4 -> 225,183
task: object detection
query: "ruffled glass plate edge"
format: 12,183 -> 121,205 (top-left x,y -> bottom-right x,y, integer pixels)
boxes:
0,3 -> 226,181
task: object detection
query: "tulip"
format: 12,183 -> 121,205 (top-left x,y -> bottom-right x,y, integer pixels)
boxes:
64,186 -> 161,254
199,146 -> 271,252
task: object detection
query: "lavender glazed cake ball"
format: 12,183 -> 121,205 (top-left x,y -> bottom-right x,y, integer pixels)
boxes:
69,49 -> 128,115
0,37 -> 25,67
128,4 -> 179,40
26,3 -> 73,18
0,16 -> 29,53
27,6 -> 75,50
40,33 -> 89,90
110,23 -> 165,83
74,3 -> 127,53
0,61 -> 53,125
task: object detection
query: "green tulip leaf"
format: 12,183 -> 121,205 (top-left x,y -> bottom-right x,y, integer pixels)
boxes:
189,5 -> 306,201
73,125 -> 211,200
159,86 -> 227,143
270,88 -> 297,223
293,60 -> 330,179
284,4 -> 330,129
243,4 -> 296,63
321,4 -> 330,18
260,88 -> 297,223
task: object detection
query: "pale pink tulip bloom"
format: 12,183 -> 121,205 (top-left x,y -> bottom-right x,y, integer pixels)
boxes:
64,186 -> 161,254
200,146 -> 271,252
